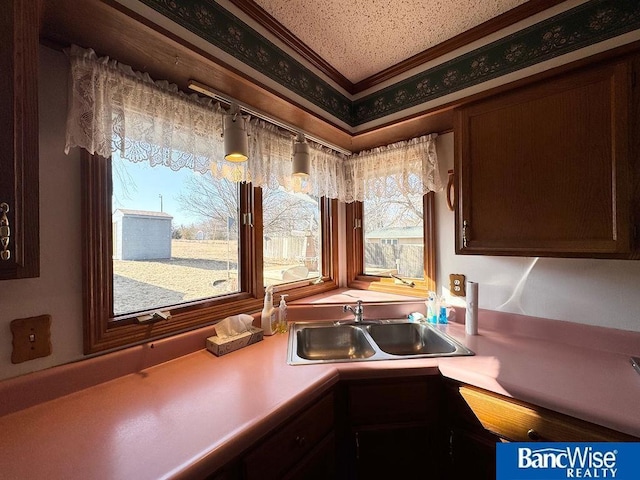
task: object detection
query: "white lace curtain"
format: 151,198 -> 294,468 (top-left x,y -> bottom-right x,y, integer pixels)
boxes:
64,45 -> 440,202
344,134 -> 440,203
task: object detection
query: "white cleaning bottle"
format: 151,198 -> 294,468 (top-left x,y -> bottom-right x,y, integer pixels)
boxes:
261,285 -> 276,336
277,294 -> 288,333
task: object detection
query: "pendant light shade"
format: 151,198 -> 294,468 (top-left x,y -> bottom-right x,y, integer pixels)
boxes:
292,133 -> 310,177
223,104 -> 248,162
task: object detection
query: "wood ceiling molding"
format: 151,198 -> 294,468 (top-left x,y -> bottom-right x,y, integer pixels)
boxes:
40,0 -> 640,151
205,0 -> 640,128
353,0 -> 567,92
230,0 -> 567,95
227,0 -> 354,94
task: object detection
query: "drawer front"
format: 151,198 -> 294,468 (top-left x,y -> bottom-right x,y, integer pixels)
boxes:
458,385 -> 635,442
348,376 -> 440,426
244,392 -> 334,480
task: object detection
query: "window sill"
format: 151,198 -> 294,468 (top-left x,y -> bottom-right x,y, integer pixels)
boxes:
288,287 -> 426,322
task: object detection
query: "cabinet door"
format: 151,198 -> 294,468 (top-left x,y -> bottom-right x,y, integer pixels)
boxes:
454,60 -> 633,257
456,384 -> 638,442
283,433 -> 336,480
352,425 -> 444,479
449,426 -> 498,480
342,376 -> 446,479
243,393 -> 335,480
0,0 -> 39,280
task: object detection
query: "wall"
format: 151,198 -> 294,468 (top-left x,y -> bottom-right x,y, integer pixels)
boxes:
2,47 -> 640,384
0,47 -> 84,381
435,133 -> 640,332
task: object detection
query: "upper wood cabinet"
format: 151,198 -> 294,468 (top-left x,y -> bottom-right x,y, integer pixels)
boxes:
454,57 -> 637,258
0,0 -> 39,280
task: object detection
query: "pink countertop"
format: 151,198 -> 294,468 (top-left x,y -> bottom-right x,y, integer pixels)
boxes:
0,304 -> 639,479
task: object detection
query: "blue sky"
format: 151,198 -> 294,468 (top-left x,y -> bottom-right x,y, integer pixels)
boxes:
111,156 -> 204,226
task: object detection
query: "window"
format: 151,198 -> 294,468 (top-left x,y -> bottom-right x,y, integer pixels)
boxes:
362,175 -> 425,278
82,152 -> 337,354
111,153 -> 241,316
67,47 -> 435,354
346,190 -> 436,296
262,184 -> 322,287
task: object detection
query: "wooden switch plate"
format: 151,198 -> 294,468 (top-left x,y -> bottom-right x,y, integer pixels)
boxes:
449,274 -> 466,297
10,314 -> 52,364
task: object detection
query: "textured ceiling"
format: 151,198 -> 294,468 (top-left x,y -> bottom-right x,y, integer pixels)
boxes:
253,0 -> 529,83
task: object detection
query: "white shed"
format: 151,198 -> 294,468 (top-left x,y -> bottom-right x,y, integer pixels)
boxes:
112,209 -> 173,260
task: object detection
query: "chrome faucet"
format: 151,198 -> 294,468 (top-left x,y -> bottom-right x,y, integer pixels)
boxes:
343,300 -> 364,323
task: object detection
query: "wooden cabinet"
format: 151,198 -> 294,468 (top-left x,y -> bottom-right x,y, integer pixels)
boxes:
0,0 -> 40,280
338,376 -> 447,479
445,382 -> 639,480
454,58 -> 637,258
242,392 -> 335,480
210,378 -> 638,480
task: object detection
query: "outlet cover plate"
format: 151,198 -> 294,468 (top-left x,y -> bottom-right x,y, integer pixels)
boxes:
450,274 -> 466,297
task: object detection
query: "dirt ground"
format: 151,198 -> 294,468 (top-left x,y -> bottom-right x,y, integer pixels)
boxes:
113,240 -> 311,315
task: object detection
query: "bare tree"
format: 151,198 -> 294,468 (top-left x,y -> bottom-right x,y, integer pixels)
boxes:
263,189 -> 319,235
363,174 -> 423,232
177,173 -> 320,236
177,173 -> 239,225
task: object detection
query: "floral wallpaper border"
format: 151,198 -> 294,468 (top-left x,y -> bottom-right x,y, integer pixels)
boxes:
138,0 -> 353,124
353,0 -> 640,124
140,0 -> 640,127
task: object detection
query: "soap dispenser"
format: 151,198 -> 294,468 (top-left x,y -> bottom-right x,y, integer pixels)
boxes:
261,285 -> 276,336
276,294 -> 288,334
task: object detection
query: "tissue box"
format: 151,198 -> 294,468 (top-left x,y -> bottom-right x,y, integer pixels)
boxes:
206,327 -> 264,356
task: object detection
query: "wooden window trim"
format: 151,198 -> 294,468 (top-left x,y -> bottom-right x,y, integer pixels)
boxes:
345,193 -> 436,297
82,152 -> 338,354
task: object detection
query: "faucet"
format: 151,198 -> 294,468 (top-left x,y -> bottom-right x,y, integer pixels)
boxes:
343,300 -> 364,323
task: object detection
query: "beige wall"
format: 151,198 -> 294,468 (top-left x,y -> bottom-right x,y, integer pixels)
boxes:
0,47 -> 84,381
2,44 -> 640,383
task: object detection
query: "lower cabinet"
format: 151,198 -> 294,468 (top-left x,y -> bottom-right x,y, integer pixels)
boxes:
445,381 -> 639,479
448,424 -> 500,480
243,392 -> 335,480
337,375 -> 447,479
210,378 -> 638,480
282,432 -> 336,480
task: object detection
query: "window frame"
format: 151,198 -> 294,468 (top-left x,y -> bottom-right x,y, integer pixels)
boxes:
82,152 -> 338,354
345,192 -> 436,297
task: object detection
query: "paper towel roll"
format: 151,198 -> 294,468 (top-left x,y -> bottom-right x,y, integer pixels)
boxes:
465,281 -> 478,335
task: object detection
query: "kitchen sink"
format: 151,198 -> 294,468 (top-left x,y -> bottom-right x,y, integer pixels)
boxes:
296,325 -> 376,360
367,323 -> 457,356
288,319 -> 474,365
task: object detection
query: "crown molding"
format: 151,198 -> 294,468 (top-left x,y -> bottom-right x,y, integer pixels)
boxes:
227,0 -> 567,94
227,0 -> 354,94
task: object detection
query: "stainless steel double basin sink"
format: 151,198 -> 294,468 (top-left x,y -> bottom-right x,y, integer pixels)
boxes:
287,319 -> 474,365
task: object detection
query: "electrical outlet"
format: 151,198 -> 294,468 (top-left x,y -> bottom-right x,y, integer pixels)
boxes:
10,315 -> 52,364
449,274 -> 466,297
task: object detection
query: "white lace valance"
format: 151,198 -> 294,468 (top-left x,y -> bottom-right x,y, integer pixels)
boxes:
64,45 -> 440,202
64,45 -> 225,174
343,134 -> 440,203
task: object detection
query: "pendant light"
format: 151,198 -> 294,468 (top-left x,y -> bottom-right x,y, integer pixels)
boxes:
223,103 -> 248,162
292,132 -> 310,177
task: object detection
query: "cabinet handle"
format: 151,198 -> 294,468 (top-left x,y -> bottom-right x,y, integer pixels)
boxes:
295,435 -> 306,447
527,429 -> 543,441
355,431 -> 360,460
446,170 -> 455,211
0,203 -> 10,261
462,220 -> 469,248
